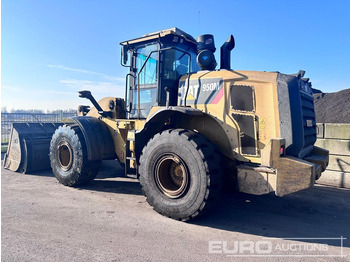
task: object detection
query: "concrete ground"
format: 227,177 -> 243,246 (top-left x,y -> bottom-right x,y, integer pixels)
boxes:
2,160 -> 350,262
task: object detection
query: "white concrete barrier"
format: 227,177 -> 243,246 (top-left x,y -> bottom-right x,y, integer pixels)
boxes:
315,123 -> 350,188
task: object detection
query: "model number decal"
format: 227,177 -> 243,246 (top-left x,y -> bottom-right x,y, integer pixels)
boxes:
202,82 -> 221,92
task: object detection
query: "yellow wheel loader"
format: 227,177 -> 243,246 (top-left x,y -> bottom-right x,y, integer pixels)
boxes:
4,28 -> 329,221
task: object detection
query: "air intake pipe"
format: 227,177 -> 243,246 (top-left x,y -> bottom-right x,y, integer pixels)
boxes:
220,35 -> 235,70
196,34 -> 217,71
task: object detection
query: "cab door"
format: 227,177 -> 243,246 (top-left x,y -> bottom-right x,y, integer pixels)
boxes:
129,44 -> 159,119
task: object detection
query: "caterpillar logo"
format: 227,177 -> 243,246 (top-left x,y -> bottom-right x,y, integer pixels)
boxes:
185,84 -> 200,100
178,78 -> 223,105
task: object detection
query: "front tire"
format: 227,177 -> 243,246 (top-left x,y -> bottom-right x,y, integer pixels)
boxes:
50,124 -> 101,186
139,129 -> 222,221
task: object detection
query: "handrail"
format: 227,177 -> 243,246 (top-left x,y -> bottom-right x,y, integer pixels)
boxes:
125,73 -> 135,116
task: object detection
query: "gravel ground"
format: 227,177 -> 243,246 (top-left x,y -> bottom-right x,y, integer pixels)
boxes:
2,160 -> 350,262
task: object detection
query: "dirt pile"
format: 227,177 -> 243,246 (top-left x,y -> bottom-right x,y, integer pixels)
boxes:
312,88 -> 350,123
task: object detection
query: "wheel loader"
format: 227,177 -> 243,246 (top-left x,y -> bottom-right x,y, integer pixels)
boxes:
4,28 -> 329,221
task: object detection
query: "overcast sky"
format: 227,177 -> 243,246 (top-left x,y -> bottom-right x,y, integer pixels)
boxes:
2,0 -> 350,110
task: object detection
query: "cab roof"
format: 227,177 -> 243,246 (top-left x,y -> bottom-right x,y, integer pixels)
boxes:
120,27 -> 196,46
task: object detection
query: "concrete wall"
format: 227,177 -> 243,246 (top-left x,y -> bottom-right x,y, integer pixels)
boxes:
315,123 -> 350,188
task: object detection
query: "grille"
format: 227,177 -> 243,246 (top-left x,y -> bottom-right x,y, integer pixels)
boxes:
299,91 -> 317,157
277,72 -> 317,158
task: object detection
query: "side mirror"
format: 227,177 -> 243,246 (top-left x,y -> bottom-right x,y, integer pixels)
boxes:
122,45 -> 129,65
78,90 -> 92,99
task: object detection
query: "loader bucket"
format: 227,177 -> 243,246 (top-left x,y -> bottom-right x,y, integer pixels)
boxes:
3,123 -> 63,173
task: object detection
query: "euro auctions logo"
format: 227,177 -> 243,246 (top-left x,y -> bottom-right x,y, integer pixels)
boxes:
209,240 -> 273,254
208,237 -> 347,258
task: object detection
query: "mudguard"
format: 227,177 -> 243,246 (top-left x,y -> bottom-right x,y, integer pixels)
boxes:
135,107 -> 233,161
72,116 -> 116,161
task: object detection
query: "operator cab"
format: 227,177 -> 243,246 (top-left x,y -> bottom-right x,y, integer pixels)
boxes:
120,28 -> 201,119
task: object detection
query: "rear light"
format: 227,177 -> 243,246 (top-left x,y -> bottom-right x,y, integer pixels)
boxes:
280,146 -> 285,156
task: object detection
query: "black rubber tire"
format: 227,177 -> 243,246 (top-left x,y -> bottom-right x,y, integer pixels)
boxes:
50,124 -> 101,186
139,129 -> 222,221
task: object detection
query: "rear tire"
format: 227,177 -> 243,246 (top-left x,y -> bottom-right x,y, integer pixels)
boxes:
139,129 -> 222,221
50,124 -> 101,186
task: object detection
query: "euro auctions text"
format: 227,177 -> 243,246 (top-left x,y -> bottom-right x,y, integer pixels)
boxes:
208,237 -> 346,258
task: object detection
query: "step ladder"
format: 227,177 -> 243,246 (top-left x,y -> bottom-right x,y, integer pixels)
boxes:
125,130 -> 138,178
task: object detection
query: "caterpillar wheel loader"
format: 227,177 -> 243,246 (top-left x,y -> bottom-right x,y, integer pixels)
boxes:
5,28 -> 329,221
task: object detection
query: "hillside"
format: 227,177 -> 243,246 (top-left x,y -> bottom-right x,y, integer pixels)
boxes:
313,88 -> 350,123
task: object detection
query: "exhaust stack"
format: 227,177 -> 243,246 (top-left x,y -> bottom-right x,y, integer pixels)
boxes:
220,35 -> 235,70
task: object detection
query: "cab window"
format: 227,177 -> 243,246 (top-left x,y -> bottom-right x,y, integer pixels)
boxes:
130,44 -> 158,118
136,45 -> 158,85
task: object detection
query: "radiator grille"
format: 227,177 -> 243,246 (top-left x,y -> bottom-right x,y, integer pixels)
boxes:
299,91 -> 317,156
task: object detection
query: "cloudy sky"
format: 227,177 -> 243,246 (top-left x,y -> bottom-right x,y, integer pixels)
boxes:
2,0 -> 350,110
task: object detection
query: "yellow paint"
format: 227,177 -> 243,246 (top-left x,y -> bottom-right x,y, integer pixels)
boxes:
178,70 -> 281,164
90,70 -> 282,166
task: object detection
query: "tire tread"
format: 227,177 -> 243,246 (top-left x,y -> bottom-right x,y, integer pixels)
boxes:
139,128 -> 222,221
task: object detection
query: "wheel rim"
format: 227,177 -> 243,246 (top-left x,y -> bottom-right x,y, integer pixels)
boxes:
154,154 -> 189,198
57,141 -> 73,171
